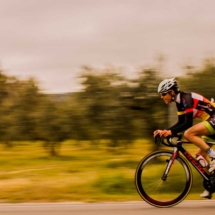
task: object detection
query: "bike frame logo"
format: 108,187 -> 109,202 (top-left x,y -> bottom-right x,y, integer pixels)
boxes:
183,151 -> 205,174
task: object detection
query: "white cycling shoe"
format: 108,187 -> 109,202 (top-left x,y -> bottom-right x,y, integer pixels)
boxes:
200,190 -> 212,199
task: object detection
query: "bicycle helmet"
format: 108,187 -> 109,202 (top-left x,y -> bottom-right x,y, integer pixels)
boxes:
158,78 -> 178,93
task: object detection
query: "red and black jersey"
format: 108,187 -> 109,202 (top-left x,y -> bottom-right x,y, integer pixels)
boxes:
169,91 -> 215,134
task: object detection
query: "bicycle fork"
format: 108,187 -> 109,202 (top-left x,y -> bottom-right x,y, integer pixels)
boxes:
161,147 -> 179,181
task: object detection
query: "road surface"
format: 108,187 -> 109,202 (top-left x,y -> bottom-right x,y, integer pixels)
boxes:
0,201 -> 214,215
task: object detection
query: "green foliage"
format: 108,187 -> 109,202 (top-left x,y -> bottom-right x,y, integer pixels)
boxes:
179,58 -> 215,99
93,174 -> 135,195
0,139 -> 206,202
0,58 -> 215,154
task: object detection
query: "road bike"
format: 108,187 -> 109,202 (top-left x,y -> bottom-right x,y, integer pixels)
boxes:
135,134 -> 215,208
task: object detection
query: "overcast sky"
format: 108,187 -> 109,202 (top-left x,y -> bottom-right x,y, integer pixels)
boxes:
1,0 -> 215,93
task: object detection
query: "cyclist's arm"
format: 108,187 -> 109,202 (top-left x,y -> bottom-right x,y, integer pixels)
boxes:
168,112 -> 193,135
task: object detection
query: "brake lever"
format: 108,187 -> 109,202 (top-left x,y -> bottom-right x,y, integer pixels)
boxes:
154,135 -> 161,145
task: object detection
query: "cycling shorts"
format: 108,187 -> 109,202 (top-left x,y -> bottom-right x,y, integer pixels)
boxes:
202,115 -> 215,135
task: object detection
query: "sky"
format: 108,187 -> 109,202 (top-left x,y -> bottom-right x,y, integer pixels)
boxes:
1,0 -> 215,93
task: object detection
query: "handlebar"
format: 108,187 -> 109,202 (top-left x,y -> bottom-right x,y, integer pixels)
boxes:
154,133 -> 183,147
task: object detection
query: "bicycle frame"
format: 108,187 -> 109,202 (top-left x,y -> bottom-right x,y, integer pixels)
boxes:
135,135 -> 215,207
161,137 -> 215,182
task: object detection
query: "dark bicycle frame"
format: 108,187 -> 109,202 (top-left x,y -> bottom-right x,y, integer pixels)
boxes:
160,135 -> 215,182
135,134 -> 215,207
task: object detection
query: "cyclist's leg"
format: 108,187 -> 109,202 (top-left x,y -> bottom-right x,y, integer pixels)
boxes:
184,122 -> 215,198
198,136 -> 213,198
197,135 -> 213,163
196,148 -> 210,163
184,122 -> 212,151
184,125 -> 215,198
202,118 -> 215,158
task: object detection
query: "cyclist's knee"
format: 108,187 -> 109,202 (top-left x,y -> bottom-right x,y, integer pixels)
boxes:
184,130 -> 190,140
184,129 -> 196,141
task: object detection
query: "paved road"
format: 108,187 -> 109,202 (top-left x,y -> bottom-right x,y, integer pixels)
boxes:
0,201 -> 214,215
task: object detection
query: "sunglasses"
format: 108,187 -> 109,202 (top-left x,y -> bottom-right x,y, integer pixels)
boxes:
160,92 -> 168,97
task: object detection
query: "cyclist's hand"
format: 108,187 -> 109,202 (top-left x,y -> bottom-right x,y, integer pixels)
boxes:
153,130 -> 162,137
154,130 -> 172,138
160,130 -> 172,137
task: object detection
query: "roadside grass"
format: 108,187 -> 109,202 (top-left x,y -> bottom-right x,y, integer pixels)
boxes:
0,139 -> 207,203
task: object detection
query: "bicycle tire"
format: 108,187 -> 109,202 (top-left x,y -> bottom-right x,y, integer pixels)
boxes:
135,150 -> 192,208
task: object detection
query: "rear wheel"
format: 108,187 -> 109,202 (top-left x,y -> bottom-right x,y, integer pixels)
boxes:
135,150 -> 192,208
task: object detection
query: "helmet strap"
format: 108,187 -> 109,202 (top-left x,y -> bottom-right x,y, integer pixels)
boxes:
169,91 -> 175,101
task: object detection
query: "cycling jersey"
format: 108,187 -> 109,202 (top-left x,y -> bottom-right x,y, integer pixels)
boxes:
169,91 -> 215,135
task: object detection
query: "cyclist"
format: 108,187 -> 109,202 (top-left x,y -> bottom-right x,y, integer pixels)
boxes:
153,77 -> 215,198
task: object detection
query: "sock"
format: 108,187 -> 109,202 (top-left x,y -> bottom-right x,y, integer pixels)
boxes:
206,147 -> 215,158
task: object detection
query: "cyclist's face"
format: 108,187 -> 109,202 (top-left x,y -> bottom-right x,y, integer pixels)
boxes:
160,91 -> 172,104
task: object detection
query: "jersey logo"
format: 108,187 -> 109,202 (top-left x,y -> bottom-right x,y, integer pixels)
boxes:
197,102 -> 214,112
182,98 -> 188,107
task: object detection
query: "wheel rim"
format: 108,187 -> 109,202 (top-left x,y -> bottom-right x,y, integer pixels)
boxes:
135,151 -> 192,207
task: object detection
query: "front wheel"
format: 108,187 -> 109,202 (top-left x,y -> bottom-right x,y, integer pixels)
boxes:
135,150 -> 192,208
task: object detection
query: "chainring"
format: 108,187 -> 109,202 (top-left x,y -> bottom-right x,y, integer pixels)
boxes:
203,173 -> 215,193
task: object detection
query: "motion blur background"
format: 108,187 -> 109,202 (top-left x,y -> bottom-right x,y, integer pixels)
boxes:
0,0 -> 215,202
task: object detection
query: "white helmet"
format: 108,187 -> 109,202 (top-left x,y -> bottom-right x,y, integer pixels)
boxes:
158,78 -> 178,93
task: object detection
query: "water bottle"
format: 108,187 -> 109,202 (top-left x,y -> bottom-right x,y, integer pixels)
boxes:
196,154 -> 208,168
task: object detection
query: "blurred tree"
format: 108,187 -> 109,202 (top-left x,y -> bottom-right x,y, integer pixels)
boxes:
0,71 -> 9,101
0,71 -> 16,146
180,58 -> 215,100
79,66 -> 136,146
36,98 -> 75,156
125,68 -> 168,138
1,58 -> 215,154
5,78 -> 44,141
